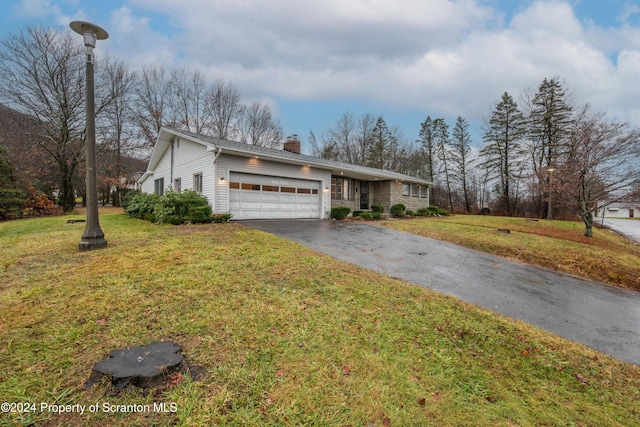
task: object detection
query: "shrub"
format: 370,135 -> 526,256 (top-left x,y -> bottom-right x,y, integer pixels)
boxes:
212,213 -> 233,223
406,210 -> 414,216
121,189 -> 141,210
23,185 -> 61,217
416,208 -> 429,216
390,203 -> 406,218
155,189 -> 212,224
126,190 -> 215,224
330,206 -> 351,220
428,205 -> 449,216
360,211 -> 383,220
352,210 -> 364,218
371,204 -> 384,213
125,192 -> 159,221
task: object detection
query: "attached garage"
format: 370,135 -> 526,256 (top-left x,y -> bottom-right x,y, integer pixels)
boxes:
228,172 -> 321,219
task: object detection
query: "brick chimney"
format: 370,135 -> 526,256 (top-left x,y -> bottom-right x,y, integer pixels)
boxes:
283,134 -> 301,154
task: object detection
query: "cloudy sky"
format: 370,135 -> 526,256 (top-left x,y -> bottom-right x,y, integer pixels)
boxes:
1,0 -> 640,150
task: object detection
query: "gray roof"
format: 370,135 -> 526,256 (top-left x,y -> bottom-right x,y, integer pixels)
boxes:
146,126 -> 431,185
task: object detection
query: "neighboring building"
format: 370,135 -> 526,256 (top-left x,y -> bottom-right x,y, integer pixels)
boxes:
595,201 -> 640,219
138,127 -> 432,220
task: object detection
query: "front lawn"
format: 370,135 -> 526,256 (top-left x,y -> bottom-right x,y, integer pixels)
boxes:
381,215 -> 640,291
0,212 -> 639,426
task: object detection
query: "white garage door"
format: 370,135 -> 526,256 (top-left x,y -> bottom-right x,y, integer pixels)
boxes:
229,172 -> 321,219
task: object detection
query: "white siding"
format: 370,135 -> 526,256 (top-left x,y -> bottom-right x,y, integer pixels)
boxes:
172,138 -> 215,204
216,166 -> 228,212
217,154 -> 331,218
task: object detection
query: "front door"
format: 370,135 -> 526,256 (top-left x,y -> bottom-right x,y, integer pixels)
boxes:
631,209 -> 635,218
359,181 -> 369,210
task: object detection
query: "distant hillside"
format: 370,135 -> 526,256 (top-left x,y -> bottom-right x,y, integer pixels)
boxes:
0,104 -> 55,191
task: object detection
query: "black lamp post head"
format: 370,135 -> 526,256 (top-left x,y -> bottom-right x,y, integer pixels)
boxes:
70,21 -> 109,49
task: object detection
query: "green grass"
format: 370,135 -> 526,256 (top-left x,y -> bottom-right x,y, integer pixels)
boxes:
1,212 -> 639,426
381,215 -> 640,291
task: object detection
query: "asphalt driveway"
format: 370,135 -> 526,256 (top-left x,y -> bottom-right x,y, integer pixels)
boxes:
602,218 -> 640,244
242,219 -> 640,366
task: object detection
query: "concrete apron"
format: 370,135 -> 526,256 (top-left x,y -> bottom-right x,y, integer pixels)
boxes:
241,219 -> 640,366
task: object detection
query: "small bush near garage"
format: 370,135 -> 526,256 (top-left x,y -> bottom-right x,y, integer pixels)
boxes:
155,189 -> 213,224
390,203 -> 406,218
371,204 -> 384,213
330,206 -> 351,220
212,213 -> 233,223
125,190 -> 215,224
352,210 -> 364,218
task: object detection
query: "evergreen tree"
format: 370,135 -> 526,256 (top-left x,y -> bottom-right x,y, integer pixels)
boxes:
527,77 -> 573,217
366,116 -> 397,170
451,116 -> 475,213
480,92 -> 527,215
418,116 -> 437,182
434,118 -> 454,211
0,145 -> 25,219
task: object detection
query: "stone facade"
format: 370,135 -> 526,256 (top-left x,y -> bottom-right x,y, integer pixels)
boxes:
331,178 -> 430,214
372,181 -> 430,212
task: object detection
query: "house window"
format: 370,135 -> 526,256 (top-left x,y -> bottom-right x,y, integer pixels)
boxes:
331,178 -> 353,200
331,178 -> 343,200
173,178 -> 181,193
193,173 -> 203,193
421,185 -> 428,198
402,183 -> 410,196
411,184 -> 419,197
154,178 -> 164,196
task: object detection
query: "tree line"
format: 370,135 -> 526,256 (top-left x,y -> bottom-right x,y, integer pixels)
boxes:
1,26 -> 639,236
310,78 -> 640,236
0,26 -> 283,212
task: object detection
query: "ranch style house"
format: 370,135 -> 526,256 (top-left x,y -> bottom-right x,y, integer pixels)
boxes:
138,127 -> 433,220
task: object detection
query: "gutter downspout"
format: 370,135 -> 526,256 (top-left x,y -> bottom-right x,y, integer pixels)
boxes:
213,147 -> 222,213
170,138 -> 175,186
213,147 -> 222,163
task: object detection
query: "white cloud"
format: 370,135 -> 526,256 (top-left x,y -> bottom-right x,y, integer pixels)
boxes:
114,0 -> 640,129
105,6 -> 176,68
17,0 -> 55,18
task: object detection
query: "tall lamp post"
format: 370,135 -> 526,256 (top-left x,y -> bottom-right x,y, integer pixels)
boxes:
71,21 -> 108,251
546,167 -> 556,220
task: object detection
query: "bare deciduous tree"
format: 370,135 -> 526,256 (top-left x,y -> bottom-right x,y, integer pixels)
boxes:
205,79 -> 243,140
169,68 -> 210,134
237,101 -> 283,148
96,56 -> 143,206
133,65 -> 172,147
0,26 -> 86,211
555,104 -> 640,236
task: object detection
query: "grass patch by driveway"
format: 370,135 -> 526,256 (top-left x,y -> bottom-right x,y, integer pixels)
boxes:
381,215 -> 640,291
1,212 -> 639,426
